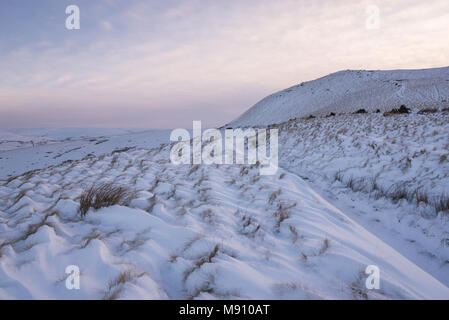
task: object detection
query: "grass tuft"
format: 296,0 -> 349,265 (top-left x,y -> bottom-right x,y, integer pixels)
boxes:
79,183 -> 133,217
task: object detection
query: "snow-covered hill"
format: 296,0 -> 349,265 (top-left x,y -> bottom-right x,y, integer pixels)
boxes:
0,130 -> 58,152
276,111 -> 449,287
0,128 -> 150,152
1,68 -> 449,299
0,129 -> 171,179
230,67 -> 449,127
1,143 -> 448,299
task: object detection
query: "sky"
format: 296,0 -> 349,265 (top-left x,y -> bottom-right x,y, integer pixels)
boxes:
0,0 -> 448,129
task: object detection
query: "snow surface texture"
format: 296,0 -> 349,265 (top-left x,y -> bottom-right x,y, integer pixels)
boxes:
276,111 -> 449,288
0,130 -> 57,152
0,129 -> 448,299
0,129 -> 171,179
1,67 -> 449,299
230,67 -> 449,127
0,128 -> 148,152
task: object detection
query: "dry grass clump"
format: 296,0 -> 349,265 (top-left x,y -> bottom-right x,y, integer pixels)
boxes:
300,238 -> 330,262
434,194 -> 449,214
183,245 -> 220,282
274,204 -> 291,232
383,105 -> 410,116
418,108 -> 438,114
334,170 -> 449,216
103,270 -> 146,300
79,183 -> 133,217
376,185 -> 449,216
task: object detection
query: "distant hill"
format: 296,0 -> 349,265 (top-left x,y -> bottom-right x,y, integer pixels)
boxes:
230,67 -> 449,127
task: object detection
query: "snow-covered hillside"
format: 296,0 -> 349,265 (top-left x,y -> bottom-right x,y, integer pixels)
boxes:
1,68 -> 449,299
230,67 -> 449,127
1,143 -> 448,299
0,129 -> 171,179
0,130 -> 58,152
276,111 -> 449,287
0,128 -> 150,152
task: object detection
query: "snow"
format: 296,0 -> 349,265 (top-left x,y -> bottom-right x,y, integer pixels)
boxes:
274,111 -> 449,287
0,130 -> 58,152
0,128 -> 150,152
230,67 -> 449,127
1,137 -> 448,299
1,67 -> 449,299
0,129 -> 172,179
2,128 -> 148,141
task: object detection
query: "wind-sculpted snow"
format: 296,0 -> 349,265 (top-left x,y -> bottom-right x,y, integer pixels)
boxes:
0,129 -> 171,179
0,130 -> 58,152
276,111 -> 449,287
1,143 -> 448,299
0,128 -> 154,151
230,67 -> 449,127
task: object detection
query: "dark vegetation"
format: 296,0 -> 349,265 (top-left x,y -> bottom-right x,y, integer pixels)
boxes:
79,183 -> 133,217
384,105 -> 410,116
418,108 -> 438,114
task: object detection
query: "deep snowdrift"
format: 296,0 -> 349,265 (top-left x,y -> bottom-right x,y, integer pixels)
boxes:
230,67 -> 449,127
